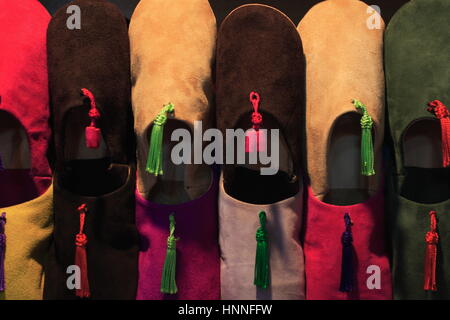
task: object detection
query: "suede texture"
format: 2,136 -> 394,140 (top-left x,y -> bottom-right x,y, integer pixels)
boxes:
135,172 -> 220,300
385,0 -> 450,299
304,186 -> 392,300
45,0 -> 138,300
216,4 -> 305,203
219,174 -> 305,300
0,184 -> 53,300
129,0 -> 216,198
0,0 -> 52,200
297,0 -> 385,199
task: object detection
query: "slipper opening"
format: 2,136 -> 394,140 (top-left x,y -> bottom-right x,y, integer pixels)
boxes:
400,118 -> 450,203
224,111 -> 298,205
144,119 -> 213,205
324,112 -> 377,205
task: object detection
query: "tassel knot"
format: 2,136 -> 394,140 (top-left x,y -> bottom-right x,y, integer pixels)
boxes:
0,212 -> 6,292
424,210 -> 439,291
81,88 -> 102,149
75,233 -> 88,247
246,92 -> 266,153
427,100 -> 450,167
146,103 -> 175,176
161,213 -> 179,294
254,211 -> 270,289
353,99 -> 375,176
75,204 -> 90,298
340,213 -> 354,293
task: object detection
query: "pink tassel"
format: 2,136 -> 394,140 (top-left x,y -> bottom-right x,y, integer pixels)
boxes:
245,92 -> 266,153
81,88 -> 101,149
427,100 -> 450,167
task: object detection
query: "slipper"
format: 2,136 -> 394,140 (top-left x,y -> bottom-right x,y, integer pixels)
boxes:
44,0 -> 139,300
0,0 -> 52,206
216,4 -> 305,299
298,0 -> 391,299
385,0 -> 450,299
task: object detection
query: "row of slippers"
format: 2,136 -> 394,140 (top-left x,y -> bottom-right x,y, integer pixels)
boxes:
0,0 -> 449,300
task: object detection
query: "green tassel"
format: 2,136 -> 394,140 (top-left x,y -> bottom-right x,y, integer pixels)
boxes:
353,99 -> 375,176
254,211 -> 270,289
161,213 -> 179,294
146,103 -> 175,176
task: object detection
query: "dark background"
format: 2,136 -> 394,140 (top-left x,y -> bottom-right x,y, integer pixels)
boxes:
38,0 -> 410,25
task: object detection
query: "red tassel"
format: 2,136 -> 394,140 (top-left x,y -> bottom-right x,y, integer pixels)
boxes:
427,100 -> 450,167
81,88 -> 101,149
245,92 -> 266,153
75,204 -> 90,298
424,210 -> 439,292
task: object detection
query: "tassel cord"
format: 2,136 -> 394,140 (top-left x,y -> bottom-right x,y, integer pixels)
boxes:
161,214 -> 179,294
339,213 -> 354,293
424,210 -> 439,291
146,103 -> 175,176
254,211 -> 270,289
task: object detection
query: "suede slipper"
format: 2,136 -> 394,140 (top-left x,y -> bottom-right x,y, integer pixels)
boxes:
385,0 -> 450,299
216,4 -> 305,205
130,0 -> 216,204
216,4 -> 305,300
298,0 -> 385,203
0,0 -> 52,207
219,174 -> 304,300
44,0 -> 138,300
298,0 -> 391,299
135,171 -> 220,300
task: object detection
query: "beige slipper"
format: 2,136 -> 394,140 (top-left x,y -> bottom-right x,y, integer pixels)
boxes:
130,0 -> 216,204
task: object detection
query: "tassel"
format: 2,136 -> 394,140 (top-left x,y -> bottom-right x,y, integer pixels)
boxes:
340,213 -> 354,292
161,213 -> 179,294
0,212 -> 6,292
353,99 -> 375,176
427,100 -> 450,167
75,204 -> 90,298
245,92 -> 266,153
254,211 -> 270,289
424,210 -> 439,291
81,88 -> 101,149
146,103 -> 175,176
